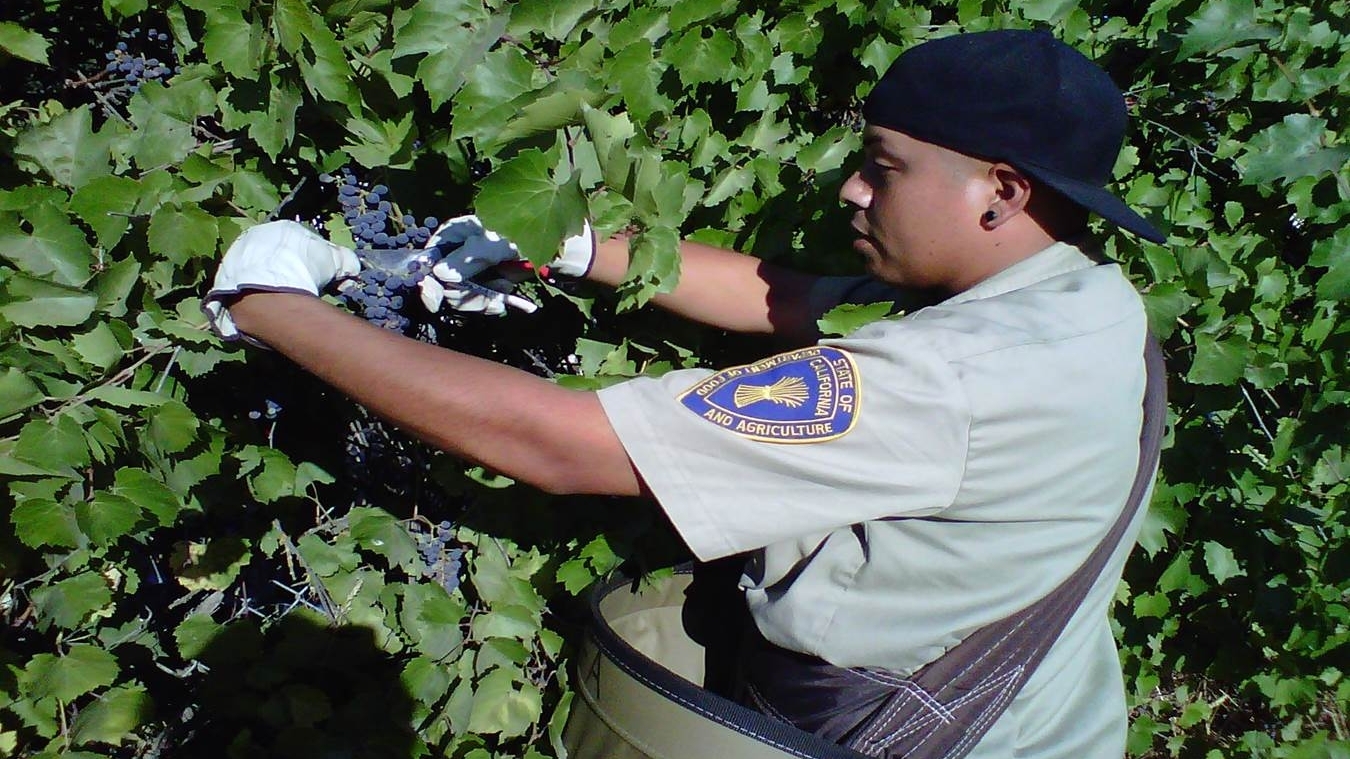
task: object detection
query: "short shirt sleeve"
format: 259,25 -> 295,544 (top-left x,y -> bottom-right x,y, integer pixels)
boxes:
597,325 -> 971,560
808,276 -> 946,322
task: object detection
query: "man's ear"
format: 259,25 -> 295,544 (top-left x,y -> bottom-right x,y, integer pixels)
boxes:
982,164 -> 1033,228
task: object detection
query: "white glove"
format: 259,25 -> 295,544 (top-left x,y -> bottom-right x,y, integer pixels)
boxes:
425,214 -> 595,284
204,220 -> 360,340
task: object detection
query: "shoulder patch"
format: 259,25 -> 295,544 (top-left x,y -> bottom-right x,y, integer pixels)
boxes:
678,346 -> 860,444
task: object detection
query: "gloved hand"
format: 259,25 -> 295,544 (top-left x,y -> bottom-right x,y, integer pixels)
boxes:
204,220 -> 360,341
418,214 -> 593,314
418,273 -> 537,317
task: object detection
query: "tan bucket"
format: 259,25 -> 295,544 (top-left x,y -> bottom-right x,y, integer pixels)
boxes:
562,568 -> 863,759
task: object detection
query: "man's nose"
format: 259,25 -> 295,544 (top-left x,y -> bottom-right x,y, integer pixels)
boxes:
839,171 -> 872,209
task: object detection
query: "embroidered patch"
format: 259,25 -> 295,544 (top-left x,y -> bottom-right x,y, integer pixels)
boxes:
678,346 -> 860,443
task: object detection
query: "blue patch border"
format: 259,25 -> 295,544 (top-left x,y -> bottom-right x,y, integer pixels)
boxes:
677,346 -> 861,444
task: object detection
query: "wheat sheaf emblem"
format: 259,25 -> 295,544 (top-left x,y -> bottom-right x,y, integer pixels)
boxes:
733,375 -> 811,409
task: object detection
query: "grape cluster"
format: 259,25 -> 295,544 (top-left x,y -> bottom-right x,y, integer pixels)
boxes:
103,27 -> 176,92
341,268 -> 418,332
321,168 -> 465,333
416,519 -> 464,594
328,169 -> 439,252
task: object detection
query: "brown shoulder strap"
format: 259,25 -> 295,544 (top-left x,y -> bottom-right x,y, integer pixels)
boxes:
844,334 -> 1168,759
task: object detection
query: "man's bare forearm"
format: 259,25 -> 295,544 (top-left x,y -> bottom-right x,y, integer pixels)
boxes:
227,292 -> 644,497
587,236 -> 823,339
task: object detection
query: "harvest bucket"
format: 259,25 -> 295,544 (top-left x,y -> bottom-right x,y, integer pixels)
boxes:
562,566 -> 863,759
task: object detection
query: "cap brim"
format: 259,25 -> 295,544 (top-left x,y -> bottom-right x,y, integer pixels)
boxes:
1019,165 -> 1167,244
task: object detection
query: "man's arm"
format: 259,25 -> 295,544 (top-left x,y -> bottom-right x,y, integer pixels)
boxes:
586,235 -> 824,340
227,291 -> 644,498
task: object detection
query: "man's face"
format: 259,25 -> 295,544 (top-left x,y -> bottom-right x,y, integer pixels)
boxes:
840,126 -> 993,293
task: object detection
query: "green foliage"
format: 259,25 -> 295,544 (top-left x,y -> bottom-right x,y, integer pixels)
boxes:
1,0 -> 1347,757
817,302 -> 898,337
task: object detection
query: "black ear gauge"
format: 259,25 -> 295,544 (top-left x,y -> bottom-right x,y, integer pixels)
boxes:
982,210 -> 998,223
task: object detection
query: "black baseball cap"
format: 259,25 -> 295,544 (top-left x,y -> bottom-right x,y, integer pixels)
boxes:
863,30 -> 1166,244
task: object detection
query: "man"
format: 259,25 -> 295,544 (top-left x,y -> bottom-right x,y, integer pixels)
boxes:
206,29 -> 1165,759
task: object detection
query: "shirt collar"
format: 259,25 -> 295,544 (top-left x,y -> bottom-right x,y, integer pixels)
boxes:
941,240 -> 1100,306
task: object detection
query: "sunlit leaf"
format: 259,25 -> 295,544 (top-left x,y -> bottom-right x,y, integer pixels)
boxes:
475,149 -> 588,265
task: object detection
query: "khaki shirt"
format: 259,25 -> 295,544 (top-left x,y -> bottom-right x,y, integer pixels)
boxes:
598,241 -> 1150,759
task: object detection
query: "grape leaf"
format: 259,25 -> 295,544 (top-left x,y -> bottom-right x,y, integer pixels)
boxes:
555,559 -> 594,595
668,0 -> 733,29
87,387 -> 170,408
15,415 -> 89,469
348,507 -> 419,572
410,18 -> 502,108
1141,281 -> 1199,339
1308,227 -> 1349,301
1203,541 -> 1245,584
113,468 -> 181,526
1240,114 -> 1350,188
1187,333 -> 1250,385
0,368 -> 44,418
25,646 -> 119,702
147,204 -> 219,265
12,107 -> 113,189
71,323 -> 124,370
77,491 -> 145,545
581,104 -> 637,193
467,668 -> 542,738
70,176 -> 141,251
617,224 -> 681,311
201,8 -> 260,79
169,538 -> 251,592
392,0 -> 481,58
0,206 -> 95,287
489,83 -> 599,149
294,461 -> 335,494
1133,592 -> 1171,618
0,21 -> 51,64
29,573 -> 113,630
1175,0 -> 1279,60
0,274 -> 98,327
663,27 -> 738,87
703,165 -> 754,207
173,614 -> 222,660
797,126 -> 860,174
507,0 -> 595,39
607,39 -> 670,122
242,446 -> 297,503
1016,0 -> 1080,22
344,112 -> 416,169
818,301 -> 896,337
125,108 -> 197,171
402,657 -> 454,707
103,0 -> 149,15
447,45 -> 535,134
69,685 -> 153,747
475,149 -> 588,266
400,582 -> 467,660
11,499 -> 83,549
469,604 -> 541,641
297,38 -> 359,110
252,75 -> 303,160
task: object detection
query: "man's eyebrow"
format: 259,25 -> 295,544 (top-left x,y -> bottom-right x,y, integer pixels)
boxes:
862,134 -> 903,161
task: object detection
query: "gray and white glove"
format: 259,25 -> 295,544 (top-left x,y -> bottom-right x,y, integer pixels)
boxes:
417,273 -> 534,317
203,220 -> 360,341
418,214 -> 594,314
